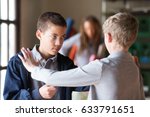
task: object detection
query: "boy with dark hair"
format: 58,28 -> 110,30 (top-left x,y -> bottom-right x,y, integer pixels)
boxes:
3,12 -> 88,100
19,12 -> 145,100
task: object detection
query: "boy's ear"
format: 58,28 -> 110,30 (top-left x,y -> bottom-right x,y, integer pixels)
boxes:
129,33 -> 136,41
36,29 -> 42,40
107,33 -> 112,43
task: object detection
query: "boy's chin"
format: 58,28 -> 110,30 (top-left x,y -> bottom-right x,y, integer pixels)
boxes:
50,51 -> 58,56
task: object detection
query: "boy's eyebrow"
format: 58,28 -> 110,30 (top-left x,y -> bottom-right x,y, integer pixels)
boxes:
51,33 -> 66,37
52,33 -> 57,36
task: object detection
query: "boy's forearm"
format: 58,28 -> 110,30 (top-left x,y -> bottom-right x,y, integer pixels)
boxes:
31,61 -> 101,87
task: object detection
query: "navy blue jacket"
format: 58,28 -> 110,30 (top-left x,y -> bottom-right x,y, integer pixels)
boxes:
3,52 -> 89,100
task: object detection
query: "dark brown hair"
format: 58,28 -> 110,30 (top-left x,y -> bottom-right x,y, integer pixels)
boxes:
37,12 -> 66,31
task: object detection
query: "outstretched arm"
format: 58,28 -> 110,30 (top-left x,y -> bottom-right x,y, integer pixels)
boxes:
18,48 -> 102,87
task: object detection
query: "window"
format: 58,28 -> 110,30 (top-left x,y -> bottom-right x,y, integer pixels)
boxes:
0,0 -> 20,99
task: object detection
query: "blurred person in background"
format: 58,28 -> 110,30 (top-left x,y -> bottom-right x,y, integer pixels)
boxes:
60,15 -> 107,66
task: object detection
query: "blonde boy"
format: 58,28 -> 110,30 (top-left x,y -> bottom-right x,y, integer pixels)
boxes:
19,12 -> 145,100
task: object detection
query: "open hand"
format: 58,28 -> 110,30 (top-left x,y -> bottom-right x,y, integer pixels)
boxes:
18,47 -> 39,72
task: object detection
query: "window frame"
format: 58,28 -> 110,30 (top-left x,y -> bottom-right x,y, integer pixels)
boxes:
0,0 -> 20,99
0,0 -> 20,69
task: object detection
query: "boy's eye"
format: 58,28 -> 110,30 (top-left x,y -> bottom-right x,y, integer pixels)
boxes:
51,35 -> 57,40
49,34 -> 66,41
62,35 -> 66,39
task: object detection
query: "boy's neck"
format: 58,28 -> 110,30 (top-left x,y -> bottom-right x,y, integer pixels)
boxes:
109,44 -> 128,54
38,46 -> 55,60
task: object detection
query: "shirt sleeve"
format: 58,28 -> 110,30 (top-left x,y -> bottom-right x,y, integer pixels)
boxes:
31,60 -> 102,87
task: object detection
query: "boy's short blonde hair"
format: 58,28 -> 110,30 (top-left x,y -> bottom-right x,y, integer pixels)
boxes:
103,12 -> 139,48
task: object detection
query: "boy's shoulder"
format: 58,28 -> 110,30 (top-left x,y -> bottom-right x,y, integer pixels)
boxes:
57,53 -> 73,62
57,53 -> 76,68
7,52 -> 29,74
57,53 -> 76,70
8,52 -> 23,65
100,57 -> 111,64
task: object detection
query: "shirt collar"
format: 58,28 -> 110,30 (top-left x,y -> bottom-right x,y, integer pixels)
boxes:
31,44 -> 57,63
108,51 -> 132,60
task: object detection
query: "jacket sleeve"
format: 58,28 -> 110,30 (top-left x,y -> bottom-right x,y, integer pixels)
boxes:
3,55 -> 43,100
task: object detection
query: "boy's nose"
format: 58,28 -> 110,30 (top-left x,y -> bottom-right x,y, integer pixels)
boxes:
55,39 -> 61,46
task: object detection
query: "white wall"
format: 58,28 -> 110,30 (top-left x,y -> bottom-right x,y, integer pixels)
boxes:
40,0 -> 102,30
20,0 -> 102,48
20,0 -> 150,49
20,0 -> 42,48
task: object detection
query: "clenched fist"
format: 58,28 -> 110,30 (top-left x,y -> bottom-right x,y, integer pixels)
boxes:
39,85 -> 57,99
